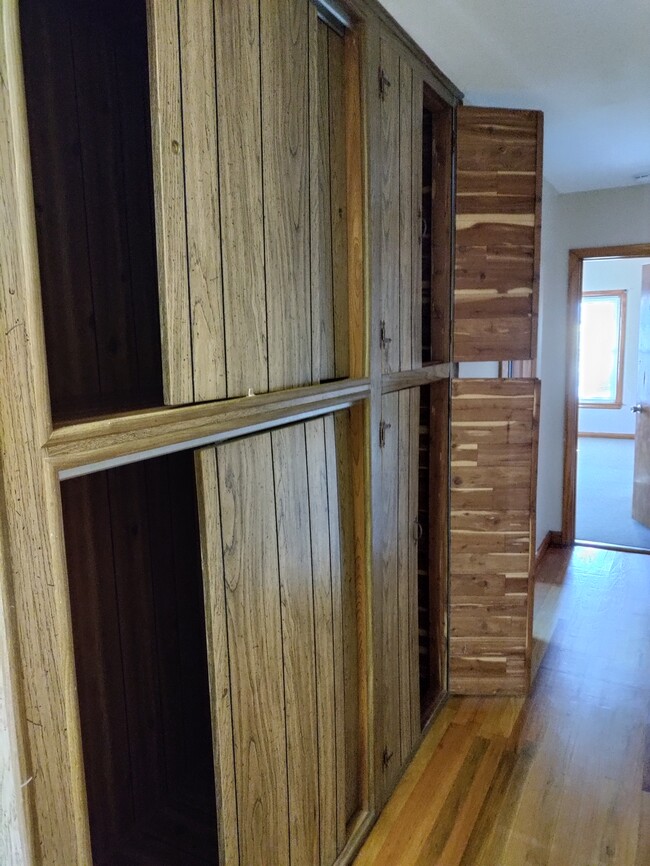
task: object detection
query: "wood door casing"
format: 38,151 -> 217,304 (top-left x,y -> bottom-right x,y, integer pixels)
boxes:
454,107 -> 543,363
195,414 -> 363,866
632,264 -> 650,526
449,378 -> 540,695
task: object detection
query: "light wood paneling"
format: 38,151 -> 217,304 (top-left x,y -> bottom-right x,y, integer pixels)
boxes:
450,379 -> 540,695
379,37 -> 401,374
262,0 -> 311,391
179,0 -> 226,402
454,108 -> 543,362
147,0 -> 193,405
196,414 -> 363,865
214,0 -> 268,397
377,389 -> 421,801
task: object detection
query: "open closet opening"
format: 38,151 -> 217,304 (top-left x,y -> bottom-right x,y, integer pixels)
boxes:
61,451 -> 218,866
20,0 -> 163,424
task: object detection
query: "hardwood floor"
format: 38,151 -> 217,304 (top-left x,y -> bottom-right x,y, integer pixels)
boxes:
356,546 -> 650,865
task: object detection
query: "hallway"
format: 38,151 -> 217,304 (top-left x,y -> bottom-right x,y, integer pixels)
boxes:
355,546 -> 650,865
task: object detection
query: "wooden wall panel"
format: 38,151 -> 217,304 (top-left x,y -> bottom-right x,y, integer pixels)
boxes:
196,414 -> 362,865
454,107 -> 543,362
377,390 -> 420,802
449,379 -> 540,695
379,37 -> 420,374
150,3 -> 358,406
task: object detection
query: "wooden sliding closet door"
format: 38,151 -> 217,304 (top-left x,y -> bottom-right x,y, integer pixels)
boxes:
195,414 -> 363,866
378,33 -> 421,374
449,379 -> 540,695
148,0 -> 362,405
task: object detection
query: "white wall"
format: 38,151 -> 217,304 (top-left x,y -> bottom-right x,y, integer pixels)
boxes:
578,258 -> 650,435
535,183 -> 650,546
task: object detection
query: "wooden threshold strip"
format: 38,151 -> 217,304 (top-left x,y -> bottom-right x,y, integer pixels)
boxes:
381,364 -> 451,394
45,379 -> 370,478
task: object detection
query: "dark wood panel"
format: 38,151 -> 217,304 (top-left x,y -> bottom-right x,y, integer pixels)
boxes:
454,107 -> 542,363
61,453 -> 217,865
449,379 -> 539,696
21,0 -> 163,422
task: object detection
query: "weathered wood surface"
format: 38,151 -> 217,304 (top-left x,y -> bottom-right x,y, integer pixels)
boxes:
449,379 -> 540,695
454,108 -> 543,362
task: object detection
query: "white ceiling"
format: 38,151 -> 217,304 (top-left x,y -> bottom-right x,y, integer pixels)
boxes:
380,0 -> 650,193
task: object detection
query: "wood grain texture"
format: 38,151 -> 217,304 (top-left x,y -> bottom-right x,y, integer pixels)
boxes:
273,424 -> 320,866
450,379 -> 539,695
197,415 -> 362,865
262,0 -> 311,391
454,107 -> 543,363
398,60 -> 413,371
194,449 -> 240,866
214,0 -> 268,397
147,0 -> 193,404
178,0 -> 226,402
379,37 -> 400,374
217,432 -> 290,865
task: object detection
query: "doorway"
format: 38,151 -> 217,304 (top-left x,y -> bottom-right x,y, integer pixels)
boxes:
562,244 -> 650,550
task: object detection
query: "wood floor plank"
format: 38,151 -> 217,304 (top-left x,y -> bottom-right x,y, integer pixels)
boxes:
356,546 -> 650,866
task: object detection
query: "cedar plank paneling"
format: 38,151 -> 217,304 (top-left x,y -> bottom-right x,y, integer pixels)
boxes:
449,379 -> 539,695
454,107 -> 542,362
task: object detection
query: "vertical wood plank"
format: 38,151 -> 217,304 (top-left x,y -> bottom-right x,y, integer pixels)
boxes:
324,415 -> 348,851
147,0 -> 193,404
345,29 -> 365,380
272,424 -> 320,866
378,392 -> 401,795
398,58 -> 413,371
178,0 -> 226,402
328,28 -> 350,379
411,76 -> 423,368
379,38 -> 400,374
397,388 -> 414,761
194,449 -> 240,866
408,387 -> 422,742
305,418 -> 337,863
214,0 -> 268,397
310,8 -> 326,383
336,411 -> 362,824
262,0 -> 311,391
217,433 -> 290,865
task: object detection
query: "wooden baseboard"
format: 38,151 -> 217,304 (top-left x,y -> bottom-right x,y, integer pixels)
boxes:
534,530 -> 564,574
578,432 -> 634,440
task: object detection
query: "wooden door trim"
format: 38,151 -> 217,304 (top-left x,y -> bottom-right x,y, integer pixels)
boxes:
561,243 -> 650,545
